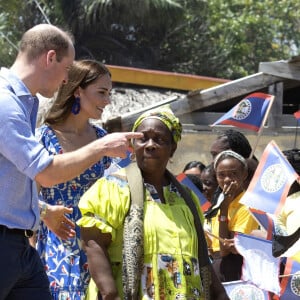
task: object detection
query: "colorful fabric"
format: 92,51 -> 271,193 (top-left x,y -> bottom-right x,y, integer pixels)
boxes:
211,92 -> 274,132
132,106 -> 182,143
77,168 -> 205,299
241,140 -> 298,215
36,124 -> 111,300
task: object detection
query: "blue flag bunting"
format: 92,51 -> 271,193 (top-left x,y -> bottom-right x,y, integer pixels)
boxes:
211,92 -> 274,132
241,141 -> 299,215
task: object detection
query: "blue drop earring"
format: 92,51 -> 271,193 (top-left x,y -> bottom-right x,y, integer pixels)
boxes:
71,96 -> 81,115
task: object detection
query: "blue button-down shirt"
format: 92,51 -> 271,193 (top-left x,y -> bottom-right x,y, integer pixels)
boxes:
0,68 -> 53,230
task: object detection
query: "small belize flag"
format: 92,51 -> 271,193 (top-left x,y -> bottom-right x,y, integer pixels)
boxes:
176,173 -> 211,211
211,92 -> 274,132
234,233 -> 281,295
279,258 -> 300,299
241,140 -> 299,215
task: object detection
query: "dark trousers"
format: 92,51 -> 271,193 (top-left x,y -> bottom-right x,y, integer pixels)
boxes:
0,226 -> 51,300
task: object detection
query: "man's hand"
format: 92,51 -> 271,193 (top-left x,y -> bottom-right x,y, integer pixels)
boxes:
43,204 -> 75,240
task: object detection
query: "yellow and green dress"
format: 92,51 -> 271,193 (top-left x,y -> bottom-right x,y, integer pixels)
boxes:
77,169 -> 206,300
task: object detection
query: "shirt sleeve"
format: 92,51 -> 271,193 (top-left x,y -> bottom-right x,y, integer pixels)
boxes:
230,205 -> 259,234
0,92 -> 53,179
77,173 -> 131,241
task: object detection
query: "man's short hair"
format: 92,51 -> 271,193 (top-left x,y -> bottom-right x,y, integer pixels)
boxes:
19,24 -> 74,62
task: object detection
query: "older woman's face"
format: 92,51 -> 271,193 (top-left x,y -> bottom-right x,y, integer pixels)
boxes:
132,118 -> 176,173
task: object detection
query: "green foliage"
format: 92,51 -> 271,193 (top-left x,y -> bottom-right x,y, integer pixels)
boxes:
1,0 -> 300,79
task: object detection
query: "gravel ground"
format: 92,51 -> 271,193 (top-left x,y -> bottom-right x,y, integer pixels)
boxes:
37,85 -> 186,127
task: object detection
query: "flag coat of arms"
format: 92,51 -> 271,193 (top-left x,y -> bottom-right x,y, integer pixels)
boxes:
240,140 -> 299,215
176,173 -> 211,211
279,258 -> 300,299
234,233 -> 281,295
211,92 -> 274,132
222,280 -> 269,299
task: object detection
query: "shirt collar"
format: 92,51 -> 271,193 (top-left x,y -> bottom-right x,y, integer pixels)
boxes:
0,67 -> 32,98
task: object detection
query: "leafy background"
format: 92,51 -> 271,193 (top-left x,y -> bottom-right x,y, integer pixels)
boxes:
1,0 -> 300,80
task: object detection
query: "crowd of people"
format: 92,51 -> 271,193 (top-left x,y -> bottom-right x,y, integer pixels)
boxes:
0,22 -> 298,300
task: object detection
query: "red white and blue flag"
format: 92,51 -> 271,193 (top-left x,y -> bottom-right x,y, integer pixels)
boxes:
176,173 -> 211,211
235,233 -> 281,295
279,258 -> 300,299
294,110 -> 300,121
240,141 -> 299,215
211,92 -> 274,132
249,208 -> 274,240
222,280 -> 269,299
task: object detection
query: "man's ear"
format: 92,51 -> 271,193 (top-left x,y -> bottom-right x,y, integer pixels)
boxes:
46,50 -> 56,66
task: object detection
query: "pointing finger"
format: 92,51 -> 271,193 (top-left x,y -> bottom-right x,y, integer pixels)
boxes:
124,132 -> 144,139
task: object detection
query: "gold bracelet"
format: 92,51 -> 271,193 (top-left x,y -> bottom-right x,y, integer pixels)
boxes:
39,201 -> 48,220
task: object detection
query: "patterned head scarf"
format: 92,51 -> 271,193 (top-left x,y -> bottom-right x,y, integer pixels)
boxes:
132,106 -> 182,143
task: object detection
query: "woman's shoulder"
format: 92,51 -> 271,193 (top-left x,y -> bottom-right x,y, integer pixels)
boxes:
92,124 -> 108,137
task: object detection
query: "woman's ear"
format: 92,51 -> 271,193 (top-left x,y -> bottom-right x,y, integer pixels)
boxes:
170,143 -> 177,158
74,87 -> 81,98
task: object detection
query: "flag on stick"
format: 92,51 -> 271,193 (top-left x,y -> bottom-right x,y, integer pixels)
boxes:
235,233 -> 281,295
249,208 -> 274,240
241,141 -> 299,215
211,92 -> 274,132
176,173 -> 210,211
279,258 -> 300,299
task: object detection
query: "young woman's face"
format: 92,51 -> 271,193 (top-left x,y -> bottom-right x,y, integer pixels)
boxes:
215,157 -> 247,196
132,118 -> 176,174
78,73 -> 112,119
200,168 -> 218,202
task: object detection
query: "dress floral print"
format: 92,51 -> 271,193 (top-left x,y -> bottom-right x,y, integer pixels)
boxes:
36,124 -> 111,300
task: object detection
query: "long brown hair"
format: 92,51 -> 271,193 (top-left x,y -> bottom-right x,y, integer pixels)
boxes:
44,59 -> 111,125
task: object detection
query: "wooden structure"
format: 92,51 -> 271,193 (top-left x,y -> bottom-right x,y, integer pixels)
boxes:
104,57 -> 300,134
107,64 -> 228,91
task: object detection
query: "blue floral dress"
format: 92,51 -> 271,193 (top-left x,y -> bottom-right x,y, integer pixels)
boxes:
36,124 -> 111,300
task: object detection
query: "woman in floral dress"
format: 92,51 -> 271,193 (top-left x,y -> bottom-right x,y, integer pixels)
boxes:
36,59 -> 113,299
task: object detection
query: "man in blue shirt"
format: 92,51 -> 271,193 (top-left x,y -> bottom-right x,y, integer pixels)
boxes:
0,23 -> 142,300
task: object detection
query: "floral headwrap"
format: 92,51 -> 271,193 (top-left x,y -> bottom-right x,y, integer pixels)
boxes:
132,106 -> 182,143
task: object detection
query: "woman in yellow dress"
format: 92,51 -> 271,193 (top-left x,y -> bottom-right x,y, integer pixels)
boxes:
77,107 -> 229,300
